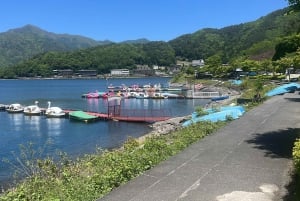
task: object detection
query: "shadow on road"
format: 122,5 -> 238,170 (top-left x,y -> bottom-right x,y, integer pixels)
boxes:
285,97 -> 300,103
246,128 -> 300,159
246,128 -> 300,201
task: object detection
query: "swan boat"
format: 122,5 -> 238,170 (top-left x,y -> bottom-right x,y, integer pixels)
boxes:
6,103 -> 24,113
45,101 -> 66,118
23,101 -> 42,115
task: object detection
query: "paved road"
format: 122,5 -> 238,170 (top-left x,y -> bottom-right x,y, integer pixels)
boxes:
98,92 -> 300,201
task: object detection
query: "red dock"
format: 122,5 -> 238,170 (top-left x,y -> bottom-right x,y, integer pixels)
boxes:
111,116 -> 170,122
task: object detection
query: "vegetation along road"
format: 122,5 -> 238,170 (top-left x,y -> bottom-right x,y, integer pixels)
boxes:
99,92 -> 300,201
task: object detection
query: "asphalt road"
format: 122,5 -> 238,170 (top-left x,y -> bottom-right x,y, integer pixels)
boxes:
98,92 -> 300,201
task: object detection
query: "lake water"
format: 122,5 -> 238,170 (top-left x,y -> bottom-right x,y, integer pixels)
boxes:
0,77 -> 210,188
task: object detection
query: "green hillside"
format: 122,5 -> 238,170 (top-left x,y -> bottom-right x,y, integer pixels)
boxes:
1,7 -> 300,78
0,24 -> 110,67
169,8 -> 300,62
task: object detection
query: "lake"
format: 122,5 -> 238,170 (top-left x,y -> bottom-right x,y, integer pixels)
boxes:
0,77 -> 210,188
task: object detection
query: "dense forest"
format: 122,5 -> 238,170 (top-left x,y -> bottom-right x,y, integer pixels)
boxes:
1,6 -> 300,78
0,25 -> 110,67
9,42 -> 176,77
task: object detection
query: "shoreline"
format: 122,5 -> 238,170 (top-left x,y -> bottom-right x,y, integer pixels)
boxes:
137,88 -> 241,144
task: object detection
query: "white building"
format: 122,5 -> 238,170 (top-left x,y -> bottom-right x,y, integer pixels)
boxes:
110,69 -> 130,77
192,59 -> 205,67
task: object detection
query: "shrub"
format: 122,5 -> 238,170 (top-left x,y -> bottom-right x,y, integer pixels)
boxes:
0,121 -> 224,201
293,139 -> 300,175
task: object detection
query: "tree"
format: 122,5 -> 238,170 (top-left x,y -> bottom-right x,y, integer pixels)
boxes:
272,34 -> 300,60
287,0 -> 300,11
273,56 -> 294,74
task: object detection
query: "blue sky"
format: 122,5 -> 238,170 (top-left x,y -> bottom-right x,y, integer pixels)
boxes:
0,0 -> 288,42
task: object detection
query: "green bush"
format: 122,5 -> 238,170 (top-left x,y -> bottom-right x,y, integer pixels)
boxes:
293,139 -> 300,175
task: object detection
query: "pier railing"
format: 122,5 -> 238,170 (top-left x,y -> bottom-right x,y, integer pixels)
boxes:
186,90 -> 220,99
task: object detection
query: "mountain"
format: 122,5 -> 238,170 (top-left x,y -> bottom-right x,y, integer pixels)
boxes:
2,7 -> 300,78
169,8 -> 300,62
0,24 -> 111,67
120,38 -> 150,44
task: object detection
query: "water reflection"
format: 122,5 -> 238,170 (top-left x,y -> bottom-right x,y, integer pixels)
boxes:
24,115 -> 41,134
151,99 -> 165,109
46,118 -> 64,136
7,113 -> 23,131
86,98 -> 100,112
106,121 -> 150,148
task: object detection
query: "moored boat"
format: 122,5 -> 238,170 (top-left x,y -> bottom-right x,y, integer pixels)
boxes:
82,91 -> 106,98
86,92 -> 100,98
161,92 -> 185,99
135,92 -> 149,99
6,103 -> 24,113
211,95 -> 229,101
23,101 -> 42,115
0,104 -> 8,111
45,101 -> 66,118
151,92 -> 166,99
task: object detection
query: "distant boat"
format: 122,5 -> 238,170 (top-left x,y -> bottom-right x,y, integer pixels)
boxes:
6,103 -> 24,113
161,92 -> 185,99
86,92 -> 100,98
23,101 -> 42,115
211,95 -> 229,101
151,92 -> 166,99
0,104 -> 8,111
69,111 -> 99,122
45,101 -> 66,118
135,92 -> 149,99
82,91 -> 106,98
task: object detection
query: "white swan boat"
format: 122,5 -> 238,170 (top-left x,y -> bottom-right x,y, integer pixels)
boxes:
6,103 -> 24,113
23,101 -> 42,115
45,101 -> 66,118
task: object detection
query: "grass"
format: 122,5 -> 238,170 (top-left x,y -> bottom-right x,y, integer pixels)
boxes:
0,121 -> 225,201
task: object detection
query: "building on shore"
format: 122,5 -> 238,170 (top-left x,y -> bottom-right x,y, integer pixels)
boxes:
110,69 -> 130,77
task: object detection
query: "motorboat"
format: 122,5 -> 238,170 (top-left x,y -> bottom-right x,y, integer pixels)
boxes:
45,101 -> 66,118
23,101 -> 42,115
6,103 -> 24,113
211,95 -> 229,101
161,92 -> 185,99
151,93 -> 166,99
135,92 -> 149,99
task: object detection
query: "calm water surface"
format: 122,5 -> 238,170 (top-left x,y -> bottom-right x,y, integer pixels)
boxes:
0,77 -> 210,187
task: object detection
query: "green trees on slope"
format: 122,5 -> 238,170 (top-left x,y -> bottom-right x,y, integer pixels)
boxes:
2,42 -> 176,78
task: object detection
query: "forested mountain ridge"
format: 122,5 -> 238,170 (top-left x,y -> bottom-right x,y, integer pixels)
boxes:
1,7 -> 300,78
0,24 -> 111,67
169,8 -> 300,63
10,42 -> 175,77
